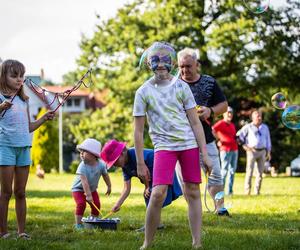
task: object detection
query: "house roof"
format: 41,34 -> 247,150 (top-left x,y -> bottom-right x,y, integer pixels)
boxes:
43,85 -> 90,97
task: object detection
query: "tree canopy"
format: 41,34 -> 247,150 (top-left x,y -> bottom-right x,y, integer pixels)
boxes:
65,0 -> 300,169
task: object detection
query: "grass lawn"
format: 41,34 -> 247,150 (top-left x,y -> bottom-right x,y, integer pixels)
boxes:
0,172 -> 299,250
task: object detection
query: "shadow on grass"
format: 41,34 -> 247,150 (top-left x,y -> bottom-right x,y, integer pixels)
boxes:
26,190 -> 143,199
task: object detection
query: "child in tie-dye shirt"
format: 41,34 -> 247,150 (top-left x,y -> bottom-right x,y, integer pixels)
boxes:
133,42 -> 212,249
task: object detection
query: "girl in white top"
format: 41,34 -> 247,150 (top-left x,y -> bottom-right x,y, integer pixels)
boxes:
133,42 -> 212,249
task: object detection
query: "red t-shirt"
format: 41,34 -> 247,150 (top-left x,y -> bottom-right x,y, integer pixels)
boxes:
212,120 -> 238,151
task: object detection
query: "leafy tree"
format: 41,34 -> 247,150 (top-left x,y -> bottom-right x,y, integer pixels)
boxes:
31,108 -> 59,173
66,0 -> 300,170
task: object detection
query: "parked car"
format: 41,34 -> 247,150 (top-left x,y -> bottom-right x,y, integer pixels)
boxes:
290,154 -> 300,177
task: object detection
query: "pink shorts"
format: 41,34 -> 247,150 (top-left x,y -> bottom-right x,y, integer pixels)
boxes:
153,148 -> 201,186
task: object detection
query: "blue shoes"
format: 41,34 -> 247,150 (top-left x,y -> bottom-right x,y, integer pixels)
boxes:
74,223 -> 84,230
217,207 -> 230,216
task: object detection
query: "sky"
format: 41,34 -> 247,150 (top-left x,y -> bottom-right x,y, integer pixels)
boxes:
0,0 -> 286,83
0,0 -> 132,83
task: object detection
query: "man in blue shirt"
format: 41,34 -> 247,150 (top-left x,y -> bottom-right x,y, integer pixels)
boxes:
237,109 -> 272,195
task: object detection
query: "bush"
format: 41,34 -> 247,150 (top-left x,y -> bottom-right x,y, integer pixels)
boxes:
31,108 -> 59,173
69,160 -> 80,174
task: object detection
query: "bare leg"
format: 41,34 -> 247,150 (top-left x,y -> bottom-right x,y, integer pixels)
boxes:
184,182 -> 202,248
141,185 -> 167,249
75,215 -> 83,224
14,166 -> 30,234
0,166 -> 14,236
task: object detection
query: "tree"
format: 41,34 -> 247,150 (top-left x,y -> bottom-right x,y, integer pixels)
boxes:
66,0 -> 300,169
31,108 -> 59,173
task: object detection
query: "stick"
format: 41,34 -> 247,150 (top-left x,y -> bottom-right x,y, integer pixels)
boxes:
101,211 -> 114,220
90,201 -> 102,216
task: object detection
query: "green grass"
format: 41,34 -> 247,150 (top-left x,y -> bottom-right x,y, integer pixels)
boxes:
0,172 -> 299,250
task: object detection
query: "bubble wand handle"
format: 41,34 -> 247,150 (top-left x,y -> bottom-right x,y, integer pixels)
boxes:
101,211 -> 114,220
1,82 -> 24,118
90,201 -> 102,216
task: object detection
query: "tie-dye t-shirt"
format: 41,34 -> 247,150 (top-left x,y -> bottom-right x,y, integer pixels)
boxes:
133,77 -> 198,152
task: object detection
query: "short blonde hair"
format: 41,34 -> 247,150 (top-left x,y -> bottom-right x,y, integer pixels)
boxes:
177,48 -> 199,62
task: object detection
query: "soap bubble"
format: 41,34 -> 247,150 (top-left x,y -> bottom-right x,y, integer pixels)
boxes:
243,0 -> 270,14
282,105 -> 300,130
215,191 -> 225,201
271,92 -> 287,110
138,41 -> 177,73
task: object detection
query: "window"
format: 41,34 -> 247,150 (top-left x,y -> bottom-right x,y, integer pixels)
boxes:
66,99 -> 72,107
74,98 -> 81,106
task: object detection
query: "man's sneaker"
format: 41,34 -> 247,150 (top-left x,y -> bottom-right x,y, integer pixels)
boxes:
217,207 -> 230,216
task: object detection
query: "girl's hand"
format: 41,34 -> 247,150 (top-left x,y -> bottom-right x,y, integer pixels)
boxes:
105,186 -> 111,196
144,187 -> 151,199
43,111 -> 55,122
112,204 -> 121,213
137,163 -> 151,183
0,100 -> 13,111
86,194 -> 93,203
202,153 -> 212,176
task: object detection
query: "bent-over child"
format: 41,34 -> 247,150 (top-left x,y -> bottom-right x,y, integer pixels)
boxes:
100,139 -> 182,231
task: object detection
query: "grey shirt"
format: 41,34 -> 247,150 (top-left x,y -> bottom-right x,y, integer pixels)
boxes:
71,160 -> 108,192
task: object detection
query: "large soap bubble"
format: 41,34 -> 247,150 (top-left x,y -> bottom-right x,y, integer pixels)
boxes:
282,105 -> 300,130
138,41 -> 177,74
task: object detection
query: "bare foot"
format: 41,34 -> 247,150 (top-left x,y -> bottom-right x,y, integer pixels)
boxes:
192,243 -> 202,249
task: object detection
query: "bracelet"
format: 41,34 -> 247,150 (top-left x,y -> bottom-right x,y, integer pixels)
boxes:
209,107 -> 214,117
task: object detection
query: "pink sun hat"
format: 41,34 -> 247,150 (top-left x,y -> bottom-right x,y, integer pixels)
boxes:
100,139 -> 127,168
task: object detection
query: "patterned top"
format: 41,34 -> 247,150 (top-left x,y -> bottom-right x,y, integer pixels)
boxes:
0,93 -> 31,147
71,160 -> 108,192
133,77 -> 198,152
185,75 -> 226,144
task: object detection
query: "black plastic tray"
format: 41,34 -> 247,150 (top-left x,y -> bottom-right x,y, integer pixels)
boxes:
82,218 -> 120,230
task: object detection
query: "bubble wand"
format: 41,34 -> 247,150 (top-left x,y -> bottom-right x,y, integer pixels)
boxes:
25,68 -> 92,112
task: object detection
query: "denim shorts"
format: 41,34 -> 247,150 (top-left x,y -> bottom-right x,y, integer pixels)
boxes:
0,146 -> 31,166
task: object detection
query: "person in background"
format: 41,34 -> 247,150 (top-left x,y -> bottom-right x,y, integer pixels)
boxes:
237,109 -> 271,195
212,106 -> 238,195
177,48 -> 229,216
